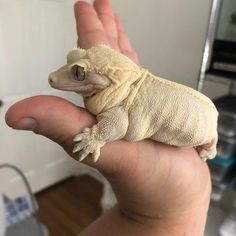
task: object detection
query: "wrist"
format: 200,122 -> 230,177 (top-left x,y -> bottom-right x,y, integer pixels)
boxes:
118,202 -> 209,236
119,181 -> 211,236
79,197 -> 210,236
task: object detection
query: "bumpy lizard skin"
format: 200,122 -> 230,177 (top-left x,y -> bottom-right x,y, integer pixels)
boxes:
49,45 -> 218,162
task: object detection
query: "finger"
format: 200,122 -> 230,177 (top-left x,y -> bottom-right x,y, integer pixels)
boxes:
115,14 -> 139,64
5,96 -> 95,146
74,1 -> 109,48
93,0 -> 119,51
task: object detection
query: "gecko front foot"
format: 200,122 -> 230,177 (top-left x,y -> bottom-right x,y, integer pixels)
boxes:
73,128 -> 105,162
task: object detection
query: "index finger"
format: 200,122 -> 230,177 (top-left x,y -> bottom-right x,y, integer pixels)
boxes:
74,1 -> 109,48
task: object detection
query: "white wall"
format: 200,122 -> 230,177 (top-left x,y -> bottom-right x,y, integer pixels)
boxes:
0,0 -> 227,197
112,0 -> 229,98
0,0 -> 84,198
114,0 -> 211,85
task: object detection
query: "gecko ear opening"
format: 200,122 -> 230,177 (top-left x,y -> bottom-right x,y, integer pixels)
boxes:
67,48 -> 86,64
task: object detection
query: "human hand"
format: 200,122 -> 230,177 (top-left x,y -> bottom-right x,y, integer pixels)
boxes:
5,0 -> 211,235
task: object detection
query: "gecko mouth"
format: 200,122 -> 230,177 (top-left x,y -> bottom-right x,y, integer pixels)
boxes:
50,84 -> 90,91
49,76 -> 90,90
49,80 -> 103,97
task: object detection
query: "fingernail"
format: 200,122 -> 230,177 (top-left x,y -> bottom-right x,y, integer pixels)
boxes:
13,118 -> 37,131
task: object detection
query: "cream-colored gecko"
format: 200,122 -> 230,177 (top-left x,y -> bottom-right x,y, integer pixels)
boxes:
49,45 -> 218,162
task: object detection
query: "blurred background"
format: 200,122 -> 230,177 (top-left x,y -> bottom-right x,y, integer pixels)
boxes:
0,0 -> 236,235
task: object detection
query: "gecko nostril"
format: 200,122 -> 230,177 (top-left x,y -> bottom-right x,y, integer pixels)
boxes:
49,77 -> 54,84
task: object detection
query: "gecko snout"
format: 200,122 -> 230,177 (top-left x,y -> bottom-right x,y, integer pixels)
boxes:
48,74 -> 58,88
48,73 -> 56,85
48,77 -> 54,84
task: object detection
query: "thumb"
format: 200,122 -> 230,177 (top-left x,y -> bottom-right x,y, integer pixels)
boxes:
5,95 -> 95,154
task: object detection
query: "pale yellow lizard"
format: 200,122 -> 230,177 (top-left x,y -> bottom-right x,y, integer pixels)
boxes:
49,45 -> 218,162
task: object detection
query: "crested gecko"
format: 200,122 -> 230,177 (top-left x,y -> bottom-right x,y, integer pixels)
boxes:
49,45 -> 218,162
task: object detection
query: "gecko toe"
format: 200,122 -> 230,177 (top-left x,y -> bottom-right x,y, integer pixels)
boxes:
73,134 -> 84,142
78,151 -> 90,162
92,149 -> 101,162
73,142 -> 84,153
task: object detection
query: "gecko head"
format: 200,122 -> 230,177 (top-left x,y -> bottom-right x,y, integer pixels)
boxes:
48,47 -> 111,97
49,45 -> 139,97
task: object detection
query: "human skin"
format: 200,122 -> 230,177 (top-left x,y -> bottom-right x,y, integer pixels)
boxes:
5,0 -> 211,235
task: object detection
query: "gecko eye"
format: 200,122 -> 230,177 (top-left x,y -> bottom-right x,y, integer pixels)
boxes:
71,65 -> 85,81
